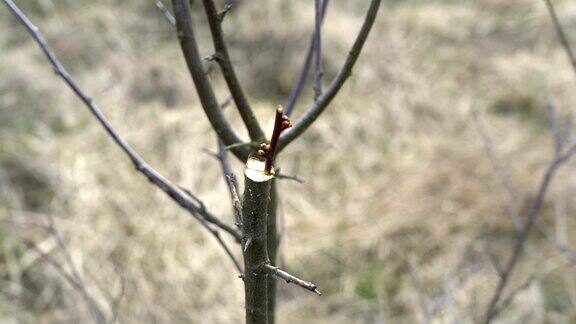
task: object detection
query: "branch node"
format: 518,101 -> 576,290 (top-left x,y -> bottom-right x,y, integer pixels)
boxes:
263,264 -> 321,295
204,53 -> 223,62
218,3 -> 233,21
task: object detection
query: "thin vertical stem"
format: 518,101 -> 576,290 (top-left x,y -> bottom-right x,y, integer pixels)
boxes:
313,0 -> 324,100
284,0 -> 330,116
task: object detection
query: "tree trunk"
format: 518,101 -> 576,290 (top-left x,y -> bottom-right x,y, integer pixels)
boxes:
242,158 -> 272,324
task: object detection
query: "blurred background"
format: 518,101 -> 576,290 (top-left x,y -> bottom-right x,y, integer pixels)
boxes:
2,0 -> 576,323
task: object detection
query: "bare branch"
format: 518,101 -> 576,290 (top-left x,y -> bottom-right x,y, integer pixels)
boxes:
275,172 -> 304,184
485,242 -> 505,279
313,0 -> 324,100
471,109 -> 522,230
23,239 -> 106,324
1,0 -> 243,275
491,275 -> 535,319
225,141 -> 259,151
217,140 -> 234,180
424,234 -> 483,324
543,0 -> 576,80
279,0 -> 382,151
201,0 -> 265,141
171,0 -> 250,160
547,100 -> 564,156
262,264 -> 321,296
536,219 -> 576,264
156,0 -> 176,26
483,147 -> 575,323
284,0 -> 330,116
226,174 -> 243,228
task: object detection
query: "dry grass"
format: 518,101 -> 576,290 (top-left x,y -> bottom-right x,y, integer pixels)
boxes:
2,0 -> 576,323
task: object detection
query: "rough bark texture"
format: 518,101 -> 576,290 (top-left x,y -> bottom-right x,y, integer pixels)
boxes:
242,171 -> 271,324
266,181 -> 279,324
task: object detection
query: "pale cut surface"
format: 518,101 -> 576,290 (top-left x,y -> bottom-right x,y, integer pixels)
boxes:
245,157 -> 274,182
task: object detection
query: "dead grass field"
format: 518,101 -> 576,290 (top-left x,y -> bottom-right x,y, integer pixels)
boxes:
2,0 -> 576,323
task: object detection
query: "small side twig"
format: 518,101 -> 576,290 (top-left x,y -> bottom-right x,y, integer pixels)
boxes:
155,0 -> 176,26
483,115 -> 576,323
275,173 -> 304,184
492,275 -> 536,317
485,242 -> 505,279
262,264 -> 322,295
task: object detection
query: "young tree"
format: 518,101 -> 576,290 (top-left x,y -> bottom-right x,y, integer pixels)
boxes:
1,0 -> 382,323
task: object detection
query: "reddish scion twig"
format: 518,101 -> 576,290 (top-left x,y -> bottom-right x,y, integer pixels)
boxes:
260,106 -> 292,175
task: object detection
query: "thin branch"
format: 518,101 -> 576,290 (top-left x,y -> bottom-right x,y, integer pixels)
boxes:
284,0 -> 330,116
226,174 -> 243,228
208,101 -> 242,228
537,219 -> 576,264
313,0 -> 324,100
171,0 -> 250,160
424,234 -> 483,324
279,0 -> 382,151
471,109 -> 522,230
275,172 -> 304,184
201,0 -> 265,141
473,97 -> 576,322
483,148 -> 576,323
262,264 -> 321,296
485,242 -> 505,279
547,100 -> 564,156
491,275 -> 535,319
156,0 -> 176,26
218,3 -> 233,21
1,0 -> 243,276
225,141 -> 259,151
217,140 -> 234,178
23,240 -> 106,324
543,0 -> 576,80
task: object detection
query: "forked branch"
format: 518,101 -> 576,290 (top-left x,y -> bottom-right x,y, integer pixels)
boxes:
279,0 -> 382,151
482,115 -> 576,323
202,0 -> 266,141
171,0 -> 250,161
543,0 -> 576,80
285,0 -> 330,116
